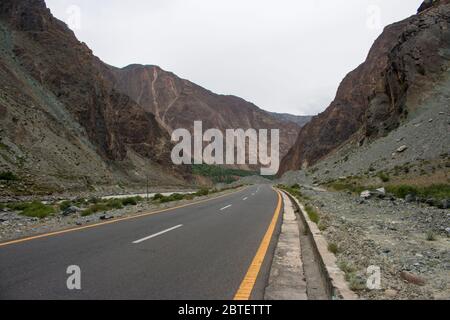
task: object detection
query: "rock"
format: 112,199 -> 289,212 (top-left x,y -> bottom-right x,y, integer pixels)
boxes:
396,145 -> 408,153
62,206 -> 81,216
438,199 -> 449,209
425,198 -> 438,207
374,188 -> 386,198
405,194 -> 416,203
100,215 -> 114,221
384,289 -> 398,298
361,190 -> 372,199
400,271 -> 426,286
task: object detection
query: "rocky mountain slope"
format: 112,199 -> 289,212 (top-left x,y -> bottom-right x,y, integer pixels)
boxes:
108,64 -> 302,160
0,0 -> 302,196
0,0 -> 189,195
280,0 -> 450,175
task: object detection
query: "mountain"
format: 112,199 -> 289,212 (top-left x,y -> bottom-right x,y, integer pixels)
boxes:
0,0 -> 189,195
268,112 -> 312,127
279,0 -> 450,175
108,64 -> 302,162
0,0 -> 301,195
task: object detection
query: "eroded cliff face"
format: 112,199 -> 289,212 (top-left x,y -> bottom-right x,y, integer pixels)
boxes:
280,0 -> 450,174
109,64 -> 302,160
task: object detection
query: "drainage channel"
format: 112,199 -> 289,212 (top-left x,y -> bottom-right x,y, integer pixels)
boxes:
294,202 -> 330,300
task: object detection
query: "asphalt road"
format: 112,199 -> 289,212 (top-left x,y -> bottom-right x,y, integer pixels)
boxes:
0,185 -> 283,300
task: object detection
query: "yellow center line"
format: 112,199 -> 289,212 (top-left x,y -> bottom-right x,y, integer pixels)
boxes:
234,188 -> 282,300
0,187 -> 248,248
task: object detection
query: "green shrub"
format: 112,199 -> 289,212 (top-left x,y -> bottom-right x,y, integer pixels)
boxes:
153,193 -> 164,201
426,231 -> 437,241
386,184 -> 450,200
121,197 -> 139,206
195,188 -> 210,197
8,202 -> 30,211
81,203 -> 109,216
159,193 -> 186,203
107,199 -> 124,209
59,201 -> 72,211
0,171 -> 18,181
328,243 -> 339,255
377,172 -> 390,182
305,205 -> 320,224
88,197 -> 100,204
20,201 -> 55,219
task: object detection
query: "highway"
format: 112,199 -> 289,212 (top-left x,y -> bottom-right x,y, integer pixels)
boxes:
0,185 -> 283,300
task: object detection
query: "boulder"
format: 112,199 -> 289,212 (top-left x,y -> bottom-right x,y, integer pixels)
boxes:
405,194 -> 417,203
438,199 -> 449,209
62,206 -> 81,216
361,190 -> 372,199
400,271 -> 426,286
396,145 -> 408,153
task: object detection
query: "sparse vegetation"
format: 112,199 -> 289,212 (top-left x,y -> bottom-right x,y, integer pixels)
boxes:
194,188 -> 210,197
305,204 -> 320,224
377,172 -> 390,182
0,171 -> 18,181
81,196 -> 143,216
9,201 -> 56,219
121,196 -> 141,206
59,201 -> 72,211
386,184 -> 450,200
328,243 -> 339,254
426,231 -> 437,241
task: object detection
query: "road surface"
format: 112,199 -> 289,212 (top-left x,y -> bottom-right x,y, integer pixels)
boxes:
0,185 -> 283,300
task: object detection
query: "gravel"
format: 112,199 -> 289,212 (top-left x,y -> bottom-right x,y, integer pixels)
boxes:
297,186 -> 449,300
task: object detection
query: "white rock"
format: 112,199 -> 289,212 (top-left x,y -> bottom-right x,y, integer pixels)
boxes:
361,190 -> 372,199
396,145 -> 408,153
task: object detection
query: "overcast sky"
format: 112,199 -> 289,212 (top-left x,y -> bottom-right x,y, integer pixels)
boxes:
46,0 -> 422,116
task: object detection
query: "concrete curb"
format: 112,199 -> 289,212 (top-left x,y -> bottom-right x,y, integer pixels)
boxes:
264,192 -> 308,300
281,190 -> 358,300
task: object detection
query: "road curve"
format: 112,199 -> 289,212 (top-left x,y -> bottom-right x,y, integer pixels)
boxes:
0,185 -> 283,300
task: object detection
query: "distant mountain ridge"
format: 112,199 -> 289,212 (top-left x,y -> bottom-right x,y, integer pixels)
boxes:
108,64 -> 302,161
268,112 -> 312,127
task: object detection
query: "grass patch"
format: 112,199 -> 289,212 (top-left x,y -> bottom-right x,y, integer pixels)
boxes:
194,188 -> 210,197
0,171 -> 18,181
305,204 -> 320,224
328,243 -> 339,254
325,181 -> 367,194
377,172 -> 390,182
59,201 -> 72,211
426,231 -> 437,241
386,184 -> 450,200
11,201 -> 56,219
121,196 -> 142,206
81,196 -> 143,216
107,199 -> 124,209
